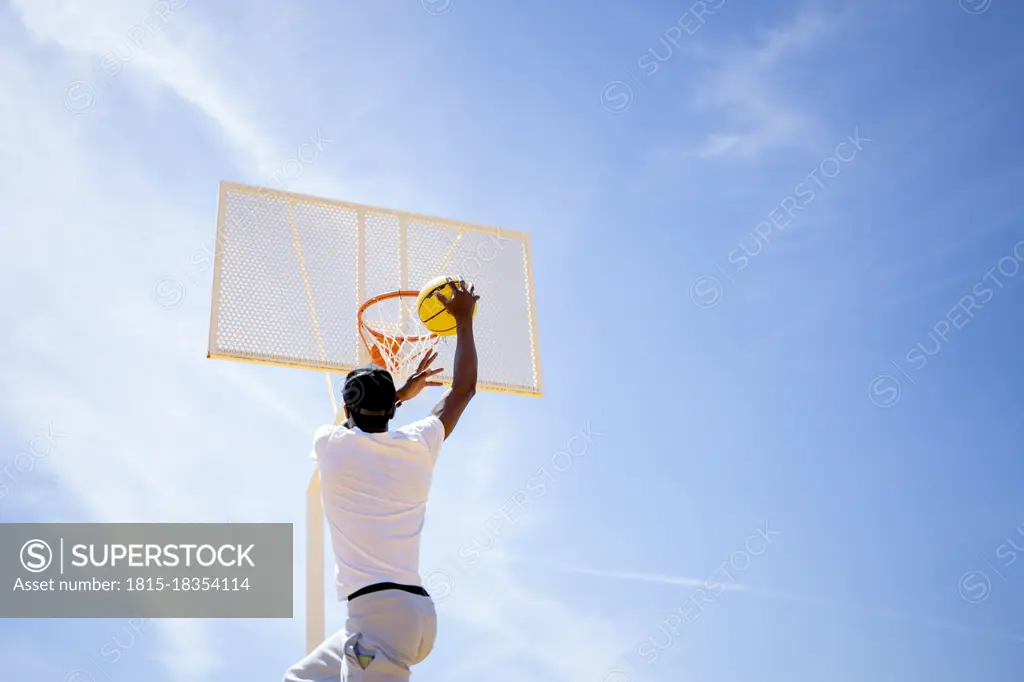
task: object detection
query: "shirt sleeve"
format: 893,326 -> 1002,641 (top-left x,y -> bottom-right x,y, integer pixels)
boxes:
411,416 -> 445,464
310,425 -> 336,462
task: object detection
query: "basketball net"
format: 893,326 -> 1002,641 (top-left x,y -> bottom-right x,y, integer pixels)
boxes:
356,290 -> 440,383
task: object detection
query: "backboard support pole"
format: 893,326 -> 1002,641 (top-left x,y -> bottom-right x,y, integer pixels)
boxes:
305,471 -> 324,653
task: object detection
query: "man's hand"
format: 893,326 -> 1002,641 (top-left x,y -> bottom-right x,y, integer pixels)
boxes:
396,349 -> 445,405
435,279 -> 479,321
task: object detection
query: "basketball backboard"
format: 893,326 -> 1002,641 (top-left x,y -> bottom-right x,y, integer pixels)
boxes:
207,181 -> 543,396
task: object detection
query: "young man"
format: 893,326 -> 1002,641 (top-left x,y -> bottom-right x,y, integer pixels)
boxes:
284,279 -> 480,682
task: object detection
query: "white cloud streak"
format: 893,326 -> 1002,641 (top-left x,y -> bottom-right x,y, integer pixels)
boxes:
689,10 -> 839,159
522,560 -> 748,592
526,560 -> 1024,647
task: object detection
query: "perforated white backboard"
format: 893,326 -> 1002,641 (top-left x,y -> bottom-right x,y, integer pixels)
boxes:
207,181 -> 543,396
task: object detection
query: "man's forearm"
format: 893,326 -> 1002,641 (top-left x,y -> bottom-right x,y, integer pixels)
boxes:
451,317 -> 478,393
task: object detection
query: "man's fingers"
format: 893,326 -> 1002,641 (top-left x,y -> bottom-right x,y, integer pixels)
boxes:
425,381 -> 444,387
417,350 -> 437,372
426,367 -> 445,377
436,279 -> 480,306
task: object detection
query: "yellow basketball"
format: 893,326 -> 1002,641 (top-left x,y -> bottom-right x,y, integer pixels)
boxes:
416,276 -> 475,336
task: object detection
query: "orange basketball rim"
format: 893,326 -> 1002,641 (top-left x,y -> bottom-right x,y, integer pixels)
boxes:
356,290 -> 440,379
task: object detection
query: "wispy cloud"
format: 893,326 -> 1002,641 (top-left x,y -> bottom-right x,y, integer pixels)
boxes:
10,0 -> 283,172
688,10 -> 840,159
520,559 -> 748,592
695,132 -> 743,158
750,587 -> 1024,645
528,560 -> 1024,646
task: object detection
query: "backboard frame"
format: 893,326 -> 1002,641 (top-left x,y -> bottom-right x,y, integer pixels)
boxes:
207,180 -> 544,397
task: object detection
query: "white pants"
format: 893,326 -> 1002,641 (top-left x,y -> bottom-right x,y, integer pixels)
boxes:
284,590 -> 437,681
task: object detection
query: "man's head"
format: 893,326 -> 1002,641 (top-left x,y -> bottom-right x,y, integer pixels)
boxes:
342,365 -> 397,432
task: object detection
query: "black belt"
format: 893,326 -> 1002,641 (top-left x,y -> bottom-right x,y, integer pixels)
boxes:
347,581 -> 430,602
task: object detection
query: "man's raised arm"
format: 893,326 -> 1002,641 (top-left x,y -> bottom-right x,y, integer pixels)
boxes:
431,280 -> 479,439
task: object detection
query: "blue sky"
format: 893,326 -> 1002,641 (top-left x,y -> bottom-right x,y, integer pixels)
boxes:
1,0 -> 1023,680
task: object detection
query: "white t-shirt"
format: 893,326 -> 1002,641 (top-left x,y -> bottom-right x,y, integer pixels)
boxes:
311,415 -> 445,600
